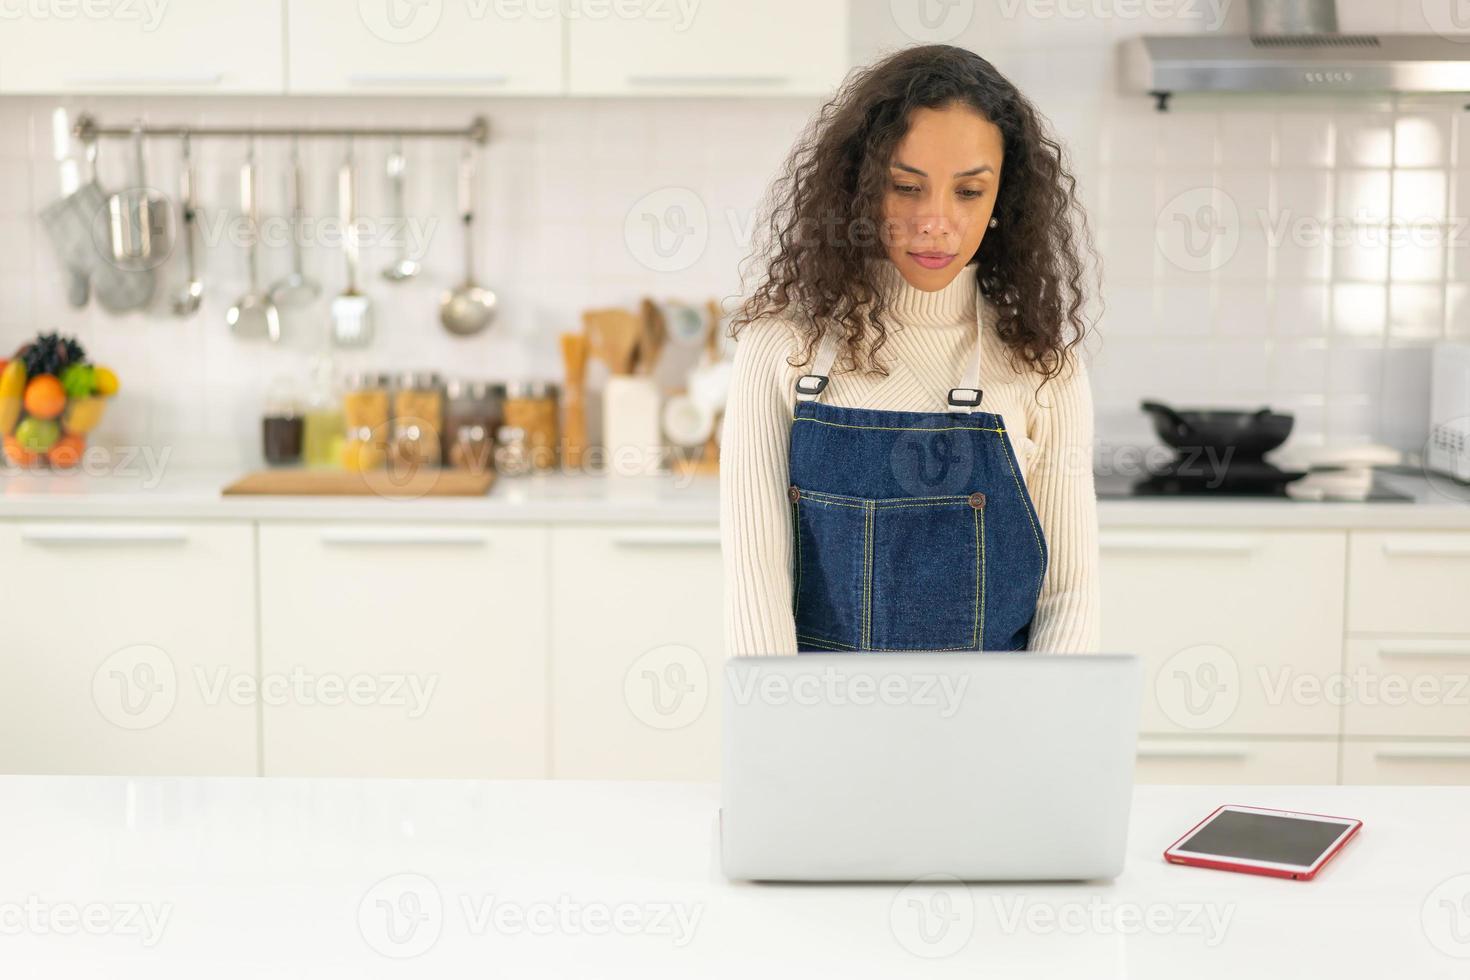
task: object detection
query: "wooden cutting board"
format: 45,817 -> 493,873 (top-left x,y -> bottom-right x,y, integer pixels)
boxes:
223,468 -> 495,497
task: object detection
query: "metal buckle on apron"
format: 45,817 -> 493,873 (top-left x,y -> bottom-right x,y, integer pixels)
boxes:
947,387 -> 983,408
795,375 -> 829,399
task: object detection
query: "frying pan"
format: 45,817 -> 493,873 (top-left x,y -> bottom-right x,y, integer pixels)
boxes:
1140,400 -> 1293,459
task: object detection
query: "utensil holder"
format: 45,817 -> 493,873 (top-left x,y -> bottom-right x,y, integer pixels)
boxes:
602,376 -> 661,477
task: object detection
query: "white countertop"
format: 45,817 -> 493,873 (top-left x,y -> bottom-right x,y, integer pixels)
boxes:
0,777 -> 1462,977
0,465 -> 1466,527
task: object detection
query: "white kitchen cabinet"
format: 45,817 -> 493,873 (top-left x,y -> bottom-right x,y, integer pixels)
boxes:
0,0 -> 285,94
1100,528 -> 1347,737
1347,531 -> 1470,634
257,523 -> 548,778
1341,740 -> 1470,784
286,0 -> 562,95
0,521 -> 258,775
1343,636 -> 1470,738
1135,738 -> 1338,784
566,0 -> 848,96
549,524 -> 724,780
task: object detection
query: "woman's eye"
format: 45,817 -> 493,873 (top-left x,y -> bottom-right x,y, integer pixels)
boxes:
958,188 -> 984,200
892,183 -> 920,194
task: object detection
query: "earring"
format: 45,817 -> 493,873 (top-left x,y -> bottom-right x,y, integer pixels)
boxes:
988,217 -> 998,229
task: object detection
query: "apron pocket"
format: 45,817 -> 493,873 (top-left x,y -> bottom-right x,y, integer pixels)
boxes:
791,487 -> 868,650
792,486 -> 982,652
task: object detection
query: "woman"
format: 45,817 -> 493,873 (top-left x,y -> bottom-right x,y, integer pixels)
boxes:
720,44 -> 1100,656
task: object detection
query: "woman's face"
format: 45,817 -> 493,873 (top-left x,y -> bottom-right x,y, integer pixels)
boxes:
880,103 -> 1004,291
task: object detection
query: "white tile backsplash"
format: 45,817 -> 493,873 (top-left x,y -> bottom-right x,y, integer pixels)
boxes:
0,6 -> 1458,467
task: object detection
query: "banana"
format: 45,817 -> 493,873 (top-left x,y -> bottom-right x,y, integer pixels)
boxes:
62,396 -> 106,436
0,359 -> 26,400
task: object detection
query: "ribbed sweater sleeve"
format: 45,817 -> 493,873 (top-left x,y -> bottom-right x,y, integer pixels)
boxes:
719,316 -> 801,657
1024,353 -> 1103,654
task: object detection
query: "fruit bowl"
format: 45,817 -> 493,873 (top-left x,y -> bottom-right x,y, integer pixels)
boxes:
1,332 -> 119,470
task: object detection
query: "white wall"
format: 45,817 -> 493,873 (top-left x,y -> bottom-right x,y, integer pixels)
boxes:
1,0 -> 1465,468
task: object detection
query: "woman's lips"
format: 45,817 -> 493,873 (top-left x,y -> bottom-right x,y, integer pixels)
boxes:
908,251 -> 957,270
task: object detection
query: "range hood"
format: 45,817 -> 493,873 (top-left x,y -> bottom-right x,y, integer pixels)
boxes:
1121,0 -> 1470,109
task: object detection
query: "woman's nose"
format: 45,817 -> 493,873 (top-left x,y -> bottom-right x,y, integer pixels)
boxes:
915,198 -> 959,238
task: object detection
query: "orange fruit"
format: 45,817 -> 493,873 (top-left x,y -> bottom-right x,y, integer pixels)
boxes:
47,433 -> 85,469
3,434 -> 37,467
23,375 -> 66,420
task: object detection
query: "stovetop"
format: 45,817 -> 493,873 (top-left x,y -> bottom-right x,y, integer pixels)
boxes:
1094,457 -> 1417,502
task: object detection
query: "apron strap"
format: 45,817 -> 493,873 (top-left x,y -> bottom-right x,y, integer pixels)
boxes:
946,295 -> 984,414
795,298 -> 986,411
794,328 -> 840,403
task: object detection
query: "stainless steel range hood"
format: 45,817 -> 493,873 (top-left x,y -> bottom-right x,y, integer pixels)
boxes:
1121,0 -> 1470,108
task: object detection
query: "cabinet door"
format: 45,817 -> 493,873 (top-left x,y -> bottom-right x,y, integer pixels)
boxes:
567,0 -> 848,96
1135,738 -> 1338,785
1343,636 -> 1470,737
1100,528 -> 1347,736
550,525 -> 724,780
0,522 -> 258,775
1348,532 -> 1470,634
257,523 -> 547,777
0,0 -> 284,93
286,0 -> 562,95
1341,741 -> 1470,784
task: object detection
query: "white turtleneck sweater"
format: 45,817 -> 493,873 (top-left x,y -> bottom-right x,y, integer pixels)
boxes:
719,261 -> 1101,656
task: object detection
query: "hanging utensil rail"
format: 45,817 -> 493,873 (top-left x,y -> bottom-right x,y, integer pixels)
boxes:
72,113 -> 490,146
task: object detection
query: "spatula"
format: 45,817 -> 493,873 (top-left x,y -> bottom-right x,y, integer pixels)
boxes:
331,148 -> 373,348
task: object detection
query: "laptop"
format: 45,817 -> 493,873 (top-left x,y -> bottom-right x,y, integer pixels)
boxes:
720,652 -> 1141,881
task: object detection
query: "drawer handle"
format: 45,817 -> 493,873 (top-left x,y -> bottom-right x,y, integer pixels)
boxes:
1137,744 -> 1249,760
21,526 -> 190,546
319,530 -> 488,547
1375,747 -> 1470,762
1377,642 -> 1470,659
347,73 -> 508,86
65,73 -> 224,86
626,74 -> 790,87
1380,540 -> 1470,558
612,529 -> 721,548
1101,532 -> 1260,554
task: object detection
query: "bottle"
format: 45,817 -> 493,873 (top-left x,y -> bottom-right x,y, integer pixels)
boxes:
301,356 -> 344,468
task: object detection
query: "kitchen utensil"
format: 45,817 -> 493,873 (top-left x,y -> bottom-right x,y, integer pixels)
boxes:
583,308 -> 642,375
381,140 -> 420,283
40,156 -> 92,309
560,332 -> 588,469
439,145 -> 496,336
660,300 -> 710,347
171,134 -> 203,317
331,148 -> 374,348
42,113 -> 89,309
269,139 -> 321,308
636,298 -> 668,375
66,137 -> 155,314
1140,399 -> 1294,459
105,124 -> 171,271
226,148 -> 282,343
662,393 -> 714,449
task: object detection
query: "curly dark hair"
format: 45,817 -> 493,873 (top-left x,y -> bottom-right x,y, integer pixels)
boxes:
733,44 -> 1097,387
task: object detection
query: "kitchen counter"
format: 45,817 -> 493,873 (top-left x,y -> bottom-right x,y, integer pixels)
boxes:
0,465 -> 1466,527
0,776 -> 1461,977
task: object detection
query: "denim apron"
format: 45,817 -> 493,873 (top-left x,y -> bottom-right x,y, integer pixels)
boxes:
787,314 -> 1048,653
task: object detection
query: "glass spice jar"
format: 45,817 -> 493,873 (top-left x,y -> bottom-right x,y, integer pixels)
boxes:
444,380 -> 504,473
341,371 -> 391,471
391,371 -> 445,470
503,381 -> 559,471
262,377 -> 304,466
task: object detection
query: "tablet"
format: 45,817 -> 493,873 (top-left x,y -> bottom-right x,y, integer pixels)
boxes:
1163,804 -> 1362,880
